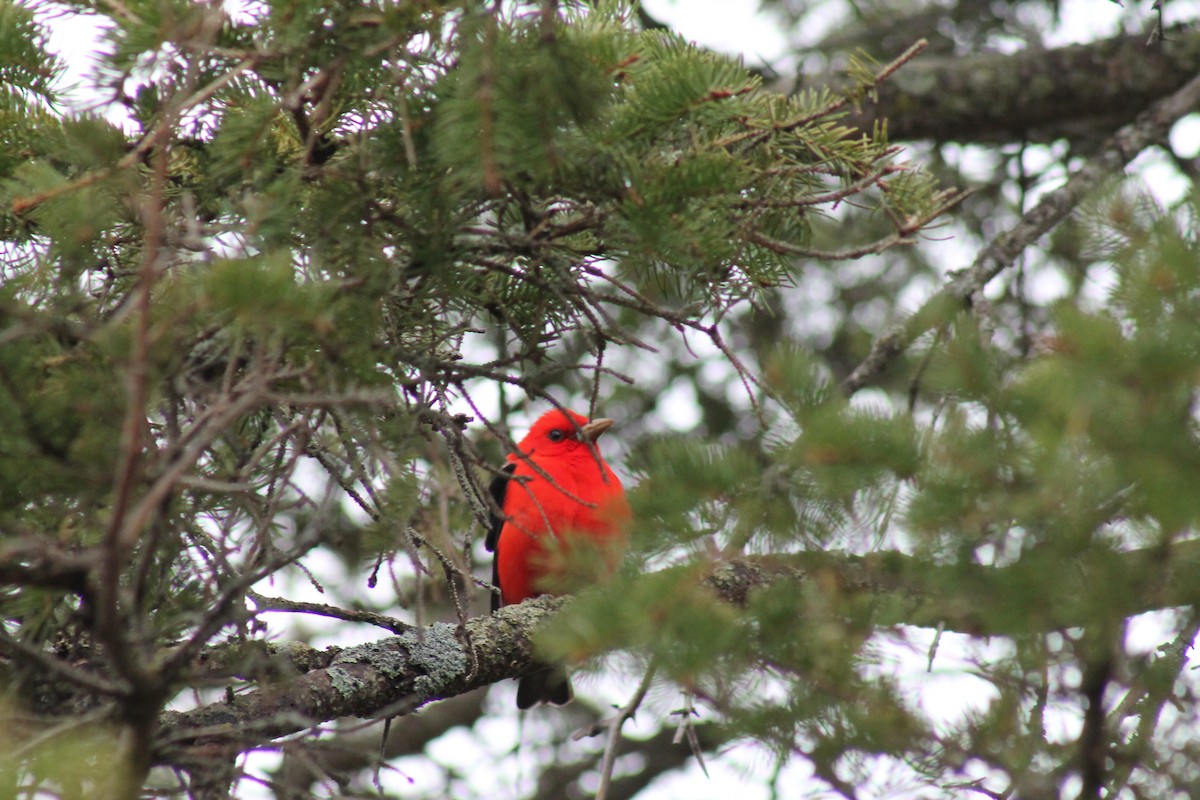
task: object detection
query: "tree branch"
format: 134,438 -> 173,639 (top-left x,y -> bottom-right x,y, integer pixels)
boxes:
270,689 -> 489,799
841,66 -> 1200,395
148,536 -> 1200,764
595,661 -> 658,800
153,596 -> 569,763
248,591 -> 415,635
801,30 -> 1200,145
0,537 -> 96,593
533,719 -> 726,800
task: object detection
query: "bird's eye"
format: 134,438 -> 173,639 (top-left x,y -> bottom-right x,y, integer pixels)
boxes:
548,429 -> 565,443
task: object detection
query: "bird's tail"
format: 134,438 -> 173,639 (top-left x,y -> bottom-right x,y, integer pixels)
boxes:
516,662 -> 573,709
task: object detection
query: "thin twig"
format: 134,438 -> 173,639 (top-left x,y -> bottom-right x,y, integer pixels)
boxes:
247,591 -> 414,634
715,40 -> 929,149
746,190 -> 963,261
593,662 -> 658,800
95,61 -> 180,694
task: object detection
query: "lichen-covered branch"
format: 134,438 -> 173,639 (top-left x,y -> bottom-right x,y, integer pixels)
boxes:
148,536 -> 1200,765
153,597 -> 567,764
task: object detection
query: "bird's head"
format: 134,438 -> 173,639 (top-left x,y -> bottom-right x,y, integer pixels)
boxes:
519,409 -> 614,456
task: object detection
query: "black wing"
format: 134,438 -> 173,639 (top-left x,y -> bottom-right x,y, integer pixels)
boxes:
485,462 -> 515,553
486,463 -> 516,612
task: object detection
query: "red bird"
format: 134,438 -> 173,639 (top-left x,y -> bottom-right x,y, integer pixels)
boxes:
485,409 -> 630,708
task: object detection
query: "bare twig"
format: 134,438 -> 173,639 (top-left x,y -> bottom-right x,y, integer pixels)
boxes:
247,592 -> 414,634
592,661 -> 659,800
715,40 -> 930,149
671,690 -> 709,778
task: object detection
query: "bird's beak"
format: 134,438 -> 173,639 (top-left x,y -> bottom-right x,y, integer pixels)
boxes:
580,418 -> 614,442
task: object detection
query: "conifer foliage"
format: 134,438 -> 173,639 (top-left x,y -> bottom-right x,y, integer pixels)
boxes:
2,0 -> 1200,797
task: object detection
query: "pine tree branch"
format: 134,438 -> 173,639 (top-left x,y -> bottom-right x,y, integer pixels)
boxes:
722,542 -> 1200,635
149,537 -> 1200,763
840,65 -> 1200,395
799,30 -> 1200,145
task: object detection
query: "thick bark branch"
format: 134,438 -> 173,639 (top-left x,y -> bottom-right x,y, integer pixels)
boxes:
151,538 -> 1200,764
798,31 -> 1200,145
154,597 -> 567,765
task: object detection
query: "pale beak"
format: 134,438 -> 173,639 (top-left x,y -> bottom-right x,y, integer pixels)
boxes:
580,418 -> 614,442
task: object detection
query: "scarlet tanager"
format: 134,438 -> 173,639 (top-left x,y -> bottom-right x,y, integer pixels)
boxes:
485,409 -> 630,708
